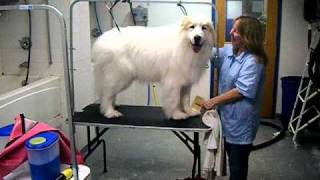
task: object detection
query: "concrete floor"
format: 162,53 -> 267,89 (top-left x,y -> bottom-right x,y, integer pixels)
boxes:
83,119 -> 320,180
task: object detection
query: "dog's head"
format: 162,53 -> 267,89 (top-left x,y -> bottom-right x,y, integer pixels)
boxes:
180,15 -> 215,53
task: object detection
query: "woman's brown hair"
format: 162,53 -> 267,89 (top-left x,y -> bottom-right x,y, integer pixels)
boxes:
235,16 -> 268,65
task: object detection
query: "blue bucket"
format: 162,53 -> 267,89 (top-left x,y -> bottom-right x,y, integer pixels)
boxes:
0,124 -> 14,136
0,124 -> 13,150
281,76 -> 301,127
25,131 -> 60,180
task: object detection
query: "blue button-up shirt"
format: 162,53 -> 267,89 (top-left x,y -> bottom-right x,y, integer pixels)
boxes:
212,44 -> 265,144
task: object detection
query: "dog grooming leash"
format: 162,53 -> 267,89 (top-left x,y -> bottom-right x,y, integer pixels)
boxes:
177,0 -> 188,16
105,0 -> 121,32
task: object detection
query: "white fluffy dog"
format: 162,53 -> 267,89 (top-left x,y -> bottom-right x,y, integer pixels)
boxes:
92,16 -> 215,120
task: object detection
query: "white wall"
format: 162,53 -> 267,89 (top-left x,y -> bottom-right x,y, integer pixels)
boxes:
0,0 -> 49,77
276,0 -> 309,114
71,1 -> 95,112
0,0 -> 67,126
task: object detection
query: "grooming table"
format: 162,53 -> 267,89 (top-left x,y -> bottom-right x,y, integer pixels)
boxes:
72,104 -> 210,179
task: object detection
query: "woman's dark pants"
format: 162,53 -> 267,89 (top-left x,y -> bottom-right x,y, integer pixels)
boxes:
225,141 -> 252,180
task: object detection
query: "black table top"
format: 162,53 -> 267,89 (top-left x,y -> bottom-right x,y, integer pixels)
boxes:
72,104 -> 210,132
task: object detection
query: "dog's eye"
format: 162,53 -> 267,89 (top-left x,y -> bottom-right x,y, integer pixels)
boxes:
202,26 -> 208,31
189,25 -> 195,29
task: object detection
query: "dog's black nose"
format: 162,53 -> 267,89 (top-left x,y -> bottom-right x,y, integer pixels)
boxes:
194,35 -> 201,44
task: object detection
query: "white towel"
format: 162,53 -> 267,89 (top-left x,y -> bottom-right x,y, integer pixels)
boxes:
202,109 -> 226,179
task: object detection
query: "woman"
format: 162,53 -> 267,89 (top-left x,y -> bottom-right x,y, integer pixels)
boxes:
201,16 -> 267,180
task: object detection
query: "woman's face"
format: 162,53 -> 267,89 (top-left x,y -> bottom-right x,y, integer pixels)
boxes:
230,20 -> 244,52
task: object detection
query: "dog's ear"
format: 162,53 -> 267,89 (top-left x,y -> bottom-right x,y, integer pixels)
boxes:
180,16 -> 191,32
206,23 -> 216,46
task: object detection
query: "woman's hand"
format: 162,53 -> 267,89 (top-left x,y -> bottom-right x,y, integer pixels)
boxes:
200,98 -> 217,114
200,88 -> 243,114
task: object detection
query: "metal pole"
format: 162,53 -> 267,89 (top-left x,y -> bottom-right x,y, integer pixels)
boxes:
70,0 -> 81,114
45,0 -> 53,65
88,0 -> 212,6
0,4 -> 79,180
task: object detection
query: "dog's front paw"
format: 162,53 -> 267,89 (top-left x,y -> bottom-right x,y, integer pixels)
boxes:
185,107 -> 201,117
172,111 -> 188,120
104,110 -> 123,118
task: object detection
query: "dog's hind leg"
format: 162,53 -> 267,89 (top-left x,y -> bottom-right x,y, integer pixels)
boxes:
161,81 -> 188,120
100,94 -> 122,118
100,68 -> 133,118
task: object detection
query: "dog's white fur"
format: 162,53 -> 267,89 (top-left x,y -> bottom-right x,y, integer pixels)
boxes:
92,16 -> 215,120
